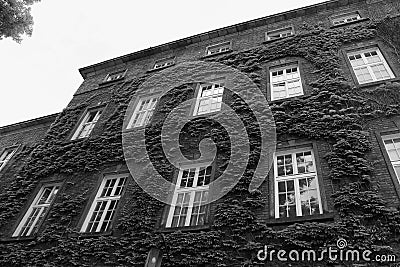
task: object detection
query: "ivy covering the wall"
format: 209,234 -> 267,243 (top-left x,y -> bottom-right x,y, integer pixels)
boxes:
1,15 -> 400,266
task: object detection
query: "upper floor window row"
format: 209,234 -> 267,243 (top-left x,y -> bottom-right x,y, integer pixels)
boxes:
126,82 -> 225,129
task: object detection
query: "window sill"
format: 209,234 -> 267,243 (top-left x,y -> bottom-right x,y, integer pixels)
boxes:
269,93 -> 306,104
202,50 -> 233,59
330,18 -> 370,29
355,77 -> 400,89
98,77 -> 125,87
66,135 -> 93,144
263,35 -> 296,45
265,212 -> 335,226
0,236 -> 36,243
147,64 -> 176,73
77,230 -> 113,239
157,224 -> 211,233
192,110 -> 222,119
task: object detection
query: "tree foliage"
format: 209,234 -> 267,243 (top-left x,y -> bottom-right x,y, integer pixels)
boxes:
0,0 -> 40,42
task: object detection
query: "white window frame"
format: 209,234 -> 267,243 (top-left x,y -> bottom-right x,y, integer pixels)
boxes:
80,174 -> 127,233
274,148 -> 323,219
205,41 -> 231,56
71,108 -> 103,140
265,27 -> 294,41
127,95 -> 159,128
193,82 -> 224,116
331,11 -> 362,26
0,147 -> 17,172
104,69 -> 126,82
13,183 -> 60,237
166,163 -> 212,228
153,57 -> 175,70
270,64 -> 304,101
347,47 -> 395,84
382,133 -> 400,185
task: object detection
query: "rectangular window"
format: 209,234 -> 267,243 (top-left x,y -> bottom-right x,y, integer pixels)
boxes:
266,27 -> 294,41
104,70 -> 126,82
71,109 -> 103,140
166,165 -> 212,228
81,175 -> 127,233
193,83 -> 224,116
13,184 -> 60,237
270,64 -> 303,100
347,47 -> 395,84
127,96 -> 158,128
0,147 -> 17,172
382,133 -> 400,184
153,57 -> 175,70
332,12 -> 361,26
205,41 -> 231,56
274,149 -> 323,219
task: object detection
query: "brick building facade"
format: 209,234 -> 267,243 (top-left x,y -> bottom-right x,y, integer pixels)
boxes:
1,0 -> 400,266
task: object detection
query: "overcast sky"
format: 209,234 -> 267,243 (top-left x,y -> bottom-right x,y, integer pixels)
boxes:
0,0 -> 327,127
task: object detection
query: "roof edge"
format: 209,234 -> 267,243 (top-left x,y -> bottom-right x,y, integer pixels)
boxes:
78,0 -> 364,79
0,113 -> 60,135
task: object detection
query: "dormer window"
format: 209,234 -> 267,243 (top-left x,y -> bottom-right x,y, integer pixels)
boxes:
205,41 -> 231,56
265,27 -> 294,41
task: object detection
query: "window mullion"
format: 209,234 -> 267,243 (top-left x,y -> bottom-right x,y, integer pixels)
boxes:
185,191 -> 196,226
294,178 -> 301,216
109,178 -> 119,197
274,179 -> 280,218
26,207 -> 45,236
366,65 -> 377,81
96,199 -> 112,232
184,168 -> 200,225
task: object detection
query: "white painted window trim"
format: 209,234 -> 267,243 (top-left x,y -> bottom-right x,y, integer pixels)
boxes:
265,27 -> 294,41
331,11 -> 362,25
347,47 -> 395,84
270,64 -> 304,101
13,183 -> 60,237
0,147 -> 17,172
104,69 -> 127,82
71,109 -> 103,140
153,57 -> 175,69
80,174 -> 127,233
192,82 -> 224,116
205,41 -> 231,56
273,148 -> 323,219
382,133 -> 400,185
127,95 -> 159,129
166,163 -> 211,228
